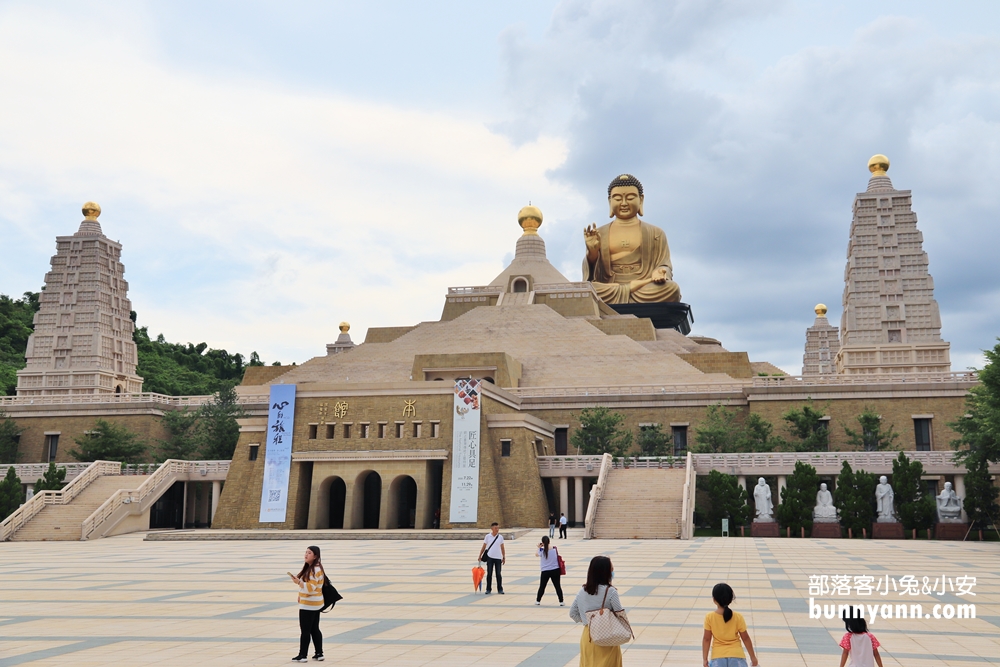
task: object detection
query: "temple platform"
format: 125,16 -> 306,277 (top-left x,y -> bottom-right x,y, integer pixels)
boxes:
935,523 -> 969,540
871,522 -> 904,539
811,522 -> 842,538
751,522 -> 780,537
145,528 -> 534,541
609,302 -> 693,334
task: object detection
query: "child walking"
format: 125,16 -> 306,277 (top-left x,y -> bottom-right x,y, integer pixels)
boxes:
702,583 -> 759,667
839,612 -> 883,667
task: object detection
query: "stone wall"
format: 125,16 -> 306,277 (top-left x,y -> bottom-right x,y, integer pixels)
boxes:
6,412 -> 169,464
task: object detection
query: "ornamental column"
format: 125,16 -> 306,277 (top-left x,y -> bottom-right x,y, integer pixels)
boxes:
574,477 -> 585,527
559,477 -> 569,520
211,481 -> 221,523
777,476 -> 787,505
954,475 -> 968,523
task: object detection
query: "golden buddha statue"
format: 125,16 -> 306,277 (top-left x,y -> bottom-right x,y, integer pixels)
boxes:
583,174 -> 681,303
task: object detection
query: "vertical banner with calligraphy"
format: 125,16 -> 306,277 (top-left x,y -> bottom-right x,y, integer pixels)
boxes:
259,384 -> 296,523
449,378 -> 482,523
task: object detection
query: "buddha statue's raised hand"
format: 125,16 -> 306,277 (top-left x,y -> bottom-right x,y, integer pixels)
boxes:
583,223 -> 601,263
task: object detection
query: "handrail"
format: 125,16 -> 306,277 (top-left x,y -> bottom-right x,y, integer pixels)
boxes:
81,460 -> 230,540
690,450 -> 998,475
4,463 -> 92,485
680,452 -> 695,540
0,392 -> 264,408
0,460 -> 120,541
584,453 -> 613,539
751,371 -> 978,387
512,382 -> 746,398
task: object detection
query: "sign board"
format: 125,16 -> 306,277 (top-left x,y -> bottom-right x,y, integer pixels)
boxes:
449,378 -> 482,523
259,384 -> 296,523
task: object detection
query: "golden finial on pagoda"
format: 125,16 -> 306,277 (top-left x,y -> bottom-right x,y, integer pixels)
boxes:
815,303 -> 828,316
517,205 -> 543,235
868,154 -> 890,177
82,201 -> 101,220
339,322 -> 350,333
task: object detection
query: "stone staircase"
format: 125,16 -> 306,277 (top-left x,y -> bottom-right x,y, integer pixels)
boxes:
591,468 -> 685,539
11,475 -> 149,541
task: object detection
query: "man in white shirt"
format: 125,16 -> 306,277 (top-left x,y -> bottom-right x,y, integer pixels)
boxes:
477,522 -> 506,594
559,512 -> 568,539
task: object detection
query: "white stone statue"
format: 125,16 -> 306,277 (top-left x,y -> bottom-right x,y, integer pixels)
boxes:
875,475 -> 896,523
813,483 -> 838,522
753,477 -> 774,523
936,482 -> 963,523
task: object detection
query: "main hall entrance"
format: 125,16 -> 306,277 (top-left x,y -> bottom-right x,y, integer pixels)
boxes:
306,458 -> 444,530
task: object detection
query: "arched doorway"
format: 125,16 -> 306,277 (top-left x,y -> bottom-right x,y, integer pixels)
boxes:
388,475 -> 418,529
327,477 -> 346,529
361,471 -> 382,529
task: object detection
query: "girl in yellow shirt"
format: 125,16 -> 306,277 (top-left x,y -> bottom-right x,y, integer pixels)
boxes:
289,546 -> 326,663
702,583 -> 759,667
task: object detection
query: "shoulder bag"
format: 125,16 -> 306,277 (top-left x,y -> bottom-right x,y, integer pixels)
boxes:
585,585 -> 634,646
555,547 -> 566,575
481,534 -> 501,562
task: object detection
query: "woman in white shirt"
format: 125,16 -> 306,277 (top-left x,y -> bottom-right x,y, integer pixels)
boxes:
535,535 -> 564,605
569,555 -> 624,667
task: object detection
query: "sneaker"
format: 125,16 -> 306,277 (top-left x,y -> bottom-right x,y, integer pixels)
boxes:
535,601 -> 541,605
560,602 -> 565,606
485,590 -> 492,594
313,655 -> 325,662
498,591 -> 505,595
292,657 -> 308,663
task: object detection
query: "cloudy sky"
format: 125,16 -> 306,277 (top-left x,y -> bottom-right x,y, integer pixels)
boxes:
1,0 -> 998,374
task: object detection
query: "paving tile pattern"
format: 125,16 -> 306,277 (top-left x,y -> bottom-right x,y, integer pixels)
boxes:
0,531 -> 997,666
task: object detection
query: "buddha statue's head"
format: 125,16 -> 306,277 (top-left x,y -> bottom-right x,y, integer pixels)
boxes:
607,173 -> 644,219
879,476 -> 888,484
820,483 -> 828,491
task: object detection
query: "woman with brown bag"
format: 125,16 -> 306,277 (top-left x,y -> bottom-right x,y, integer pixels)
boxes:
568,555 -> 630,666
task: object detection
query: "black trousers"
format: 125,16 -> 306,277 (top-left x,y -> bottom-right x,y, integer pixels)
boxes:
299,609 -> 323,657
559,523 -> 567,538
485,557 -> 503,592
537,568 -> 563,602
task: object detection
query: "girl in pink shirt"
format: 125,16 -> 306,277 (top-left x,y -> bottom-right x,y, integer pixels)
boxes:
839,613 -> 883,667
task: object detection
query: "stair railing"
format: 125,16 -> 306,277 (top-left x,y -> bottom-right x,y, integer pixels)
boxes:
583,453 -> 613,539
680,451 -> 696,540
0,460 -> 121,541
81,460 -> 230,540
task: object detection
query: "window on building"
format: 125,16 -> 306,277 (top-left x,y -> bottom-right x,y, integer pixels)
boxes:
378,423 -> 386,439
501,439 -> 512,457
343,423 -> 352,439
395,422 -> 404,438
325,424 -> 335,439
671,426 -> 688,456
308,424 -> 318,440
555,427 -> 568,456
45,434 -> 60,462
360,423 -> 370,439
248,444 -> 259,461
431,422 -> 440,438
413,422 -> 422,438
914,418 -> 932,451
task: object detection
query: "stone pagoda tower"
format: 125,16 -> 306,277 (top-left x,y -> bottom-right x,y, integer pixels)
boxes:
16,202 -> 143,396
835,156 -> 950,375
801,304 -> 840,376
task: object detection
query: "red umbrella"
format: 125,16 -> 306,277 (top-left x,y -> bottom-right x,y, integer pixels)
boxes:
472,564 -> 485,592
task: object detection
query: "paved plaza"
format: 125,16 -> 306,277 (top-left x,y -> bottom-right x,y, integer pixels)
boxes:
1,531 -> 998,666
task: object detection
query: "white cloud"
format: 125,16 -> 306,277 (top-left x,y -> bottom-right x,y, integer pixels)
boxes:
0,5 -> 585,362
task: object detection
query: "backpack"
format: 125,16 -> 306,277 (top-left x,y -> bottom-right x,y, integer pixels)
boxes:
320,574 -> 343,613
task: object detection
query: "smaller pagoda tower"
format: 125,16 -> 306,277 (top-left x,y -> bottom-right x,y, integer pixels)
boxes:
16,202 -> 143,396
801,304 -> 841,376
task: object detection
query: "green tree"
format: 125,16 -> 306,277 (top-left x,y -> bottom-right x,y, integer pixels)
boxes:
951,340 -> 1000,464
157,409 -> 200,461
892,452 -> 934,533
570,407 -> 633,457
963,453 -> 1000,537
691,405 -> 783,453
0,409 -> 23,463
70,419 -> 148,464
195,385 -> 245,461
34,461 -> 67,491
0,466 -> 23,520
702,470 -> 750,529
845,406 -> 900,452
834,461 -> 877,537
782,401 -> 830,451
776,461 -> 819,534
637,423 -> 672,457
0,292 -> 40,396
